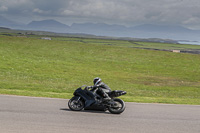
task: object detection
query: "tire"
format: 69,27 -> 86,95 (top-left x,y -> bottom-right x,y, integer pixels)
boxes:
108,98 -> 125,114
68,97 -> 85,111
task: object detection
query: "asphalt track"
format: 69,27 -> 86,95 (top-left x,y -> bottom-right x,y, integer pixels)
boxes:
0,95 -> 200,133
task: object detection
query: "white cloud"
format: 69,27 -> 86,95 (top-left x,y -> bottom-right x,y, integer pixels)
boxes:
0,6 -> 8,12
61,10 -> 75,16
33,8 -> 51,15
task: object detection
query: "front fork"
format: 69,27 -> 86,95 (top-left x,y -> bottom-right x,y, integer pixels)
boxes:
75,96 -> 81,103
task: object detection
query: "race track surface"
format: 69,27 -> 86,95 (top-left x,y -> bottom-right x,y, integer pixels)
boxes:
0,95 -> 200,133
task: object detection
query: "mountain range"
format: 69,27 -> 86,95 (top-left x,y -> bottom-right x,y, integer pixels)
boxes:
1,16 -> 200,41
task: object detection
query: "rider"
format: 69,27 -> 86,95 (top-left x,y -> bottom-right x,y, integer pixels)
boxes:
89,77 -> 111,101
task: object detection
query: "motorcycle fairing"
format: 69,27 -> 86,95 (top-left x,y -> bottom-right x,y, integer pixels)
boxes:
74,88 -> 96,107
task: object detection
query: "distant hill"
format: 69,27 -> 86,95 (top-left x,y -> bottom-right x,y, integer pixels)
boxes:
128,24 -> 200,41
0,16 -> 200,41
69,23 -> 200,41
27,19 -> 70,33
71,22 -> 127,31
0,16 -> 24,28
70,22 -> 128,37
0,27 -> 10,30
28,19 -> 68,28
131,24 -> 192,32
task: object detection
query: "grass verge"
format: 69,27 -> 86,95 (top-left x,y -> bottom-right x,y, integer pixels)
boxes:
0,35 -> 200,105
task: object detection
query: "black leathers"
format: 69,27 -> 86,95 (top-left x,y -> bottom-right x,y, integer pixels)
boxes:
90,82 -> 111,97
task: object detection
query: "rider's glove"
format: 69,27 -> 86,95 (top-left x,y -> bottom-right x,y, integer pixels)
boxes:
85,86 -> 92,91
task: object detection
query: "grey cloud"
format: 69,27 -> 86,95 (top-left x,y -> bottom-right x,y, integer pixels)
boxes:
1,0 -> 200,29
0,0 -> 33,15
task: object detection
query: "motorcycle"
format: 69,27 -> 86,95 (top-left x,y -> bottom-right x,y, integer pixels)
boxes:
68,85 -> 127,114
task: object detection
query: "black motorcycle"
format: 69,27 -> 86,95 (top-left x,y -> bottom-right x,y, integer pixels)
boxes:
68,85 -> 127,114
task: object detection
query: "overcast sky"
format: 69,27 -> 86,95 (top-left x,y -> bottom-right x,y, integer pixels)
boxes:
1,0 -> 200,29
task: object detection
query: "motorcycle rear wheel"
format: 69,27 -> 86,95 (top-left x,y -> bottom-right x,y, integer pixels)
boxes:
108,98 -> 125,114
68,97 -> 85,111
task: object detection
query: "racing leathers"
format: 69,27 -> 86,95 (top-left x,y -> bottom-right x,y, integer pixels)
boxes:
90,82 -> 111,101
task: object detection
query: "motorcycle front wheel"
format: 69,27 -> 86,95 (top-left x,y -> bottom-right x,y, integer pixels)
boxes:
108,98 -> 125,114
68,97 -> 85,111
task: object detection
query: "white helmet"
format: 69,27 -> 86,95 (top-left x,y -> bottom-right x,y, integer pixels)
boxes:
93,77 -> 102,85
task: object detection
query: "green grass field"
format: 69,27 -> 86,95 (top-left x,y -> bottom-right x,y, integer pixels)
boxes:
0,35 -> 200,105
